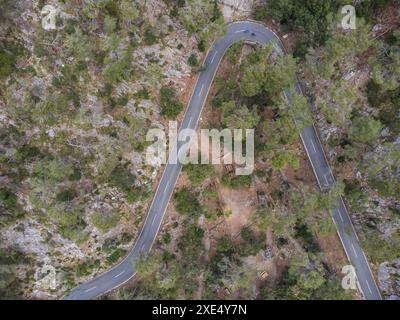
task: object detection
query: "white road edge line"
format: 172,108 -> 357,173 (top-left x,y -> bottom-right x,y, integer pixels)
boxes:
340,197 -> 360,242
234,29 -> 246,33
113,270 -> 126,279
85,286 -> 97,293
299,133 -> 323,188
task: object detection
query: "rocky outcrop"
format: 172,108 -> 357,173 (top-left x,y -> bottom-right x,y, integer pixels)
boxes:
378,258 -> 400,300
218,0 -> 259,20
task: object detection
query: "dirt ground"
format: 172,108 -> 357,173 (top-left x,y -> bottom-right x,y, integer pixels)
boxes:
218,184 -> 257,236
317,233 -> 349,272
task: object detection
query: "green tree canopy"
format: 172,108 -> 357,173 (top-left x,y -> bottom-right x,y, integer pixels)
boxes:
65,27 -> 95,63
252,207 -> 274,229
240,45 -> 297,98
174,188 -> 203,218
278,92 -> 314,130
348,116 -> 382,146
183,164 -> 215,187
160,86 -> 184,119
179,0 -> 226,49
221,101 -> 261,131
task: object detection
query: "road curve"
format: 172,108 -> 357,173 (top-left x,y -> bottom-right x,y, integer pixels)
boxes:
65,21 -> 381,300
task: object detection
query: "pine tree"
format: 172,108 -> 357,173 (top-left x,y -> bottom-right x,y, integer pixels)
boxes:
348,116 -> 382,146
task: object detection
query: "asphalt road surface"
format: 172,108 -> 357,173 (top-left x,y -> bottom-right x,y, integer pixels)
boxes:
65,21 -> 381,300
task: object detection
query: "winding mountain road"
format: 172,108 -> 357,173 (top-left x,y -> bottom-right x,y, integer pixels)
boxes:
65,21 -> 381,300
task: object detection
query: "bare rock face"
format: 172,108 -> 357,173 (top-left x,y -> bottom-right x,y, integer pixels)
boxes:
378,258 -> 400,300
218,0 -> 256,21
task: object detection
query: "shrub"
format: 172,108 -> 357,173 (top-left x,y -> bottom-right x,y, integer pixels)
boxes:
348,116 -> 382,146
162,232 -> 171,244
56,188 -> 79,202
0,0 -> 17,22
366,79 -> 381,108
362,231 -> 399,263
109,163 -> 136,193
160,86 -> 183,119
117,94 -> 129,107
356,0 -> 392,21
188,53 -> 199,67
15,145 -> 41,162
33,159 -> 74,183
293,39 -> 310,59
0,50 -> 16,78
106,248 -> 127,264
91,209 -> 122,233
76,262 -> 92,277
0,188 -> 25,227
183,164 -> 214,186
102,54 -> 131,85
144,28 -> 158,45
48,206 -> 87,243
260,0 -> 335,47
226,41 -> 243,64
104,15 -> 117,34
69,167 -> 82,181
174,188 -> 202,218
0,248 -> 33,299
216,236 -> 235,255
126,186 -> 147,204
120,232 -> 133,244
135,88 -> 150,100
170,6 -> 179,18
238,227 -> 265,256
221,174 -> 252,189
104,1 -> 120,18
198,40 -> 205,52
